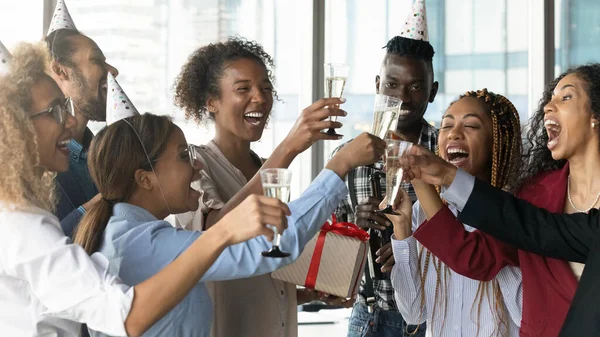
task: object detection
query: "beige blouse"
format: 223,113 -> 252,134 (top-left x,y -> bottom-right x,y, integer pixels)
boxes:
171,140 -> 298,337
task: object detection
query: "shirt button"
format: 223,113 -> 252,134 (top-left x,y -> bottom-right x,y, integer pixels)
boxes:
369,321 -> 375,327
281,290 -> 284,295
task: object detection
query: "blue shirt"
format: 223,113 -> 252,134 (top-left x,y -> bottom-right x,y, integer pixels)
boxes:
89,169 -> 348,337
56,128 -> 98,238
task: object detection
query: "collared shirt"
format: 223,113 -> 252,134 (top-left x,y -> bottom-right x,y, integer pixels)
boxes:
0,204 -> 134,337
90,168 -> 347,337
331,120 -> 438,310
390,201 -> 522,336
56,128 -> 98,238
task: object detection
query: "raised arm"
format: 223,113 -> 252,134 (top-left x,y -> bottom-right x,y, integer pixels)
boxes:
455,177 -> 596,263
402,144 -> 599,263
203,98 -> 347,229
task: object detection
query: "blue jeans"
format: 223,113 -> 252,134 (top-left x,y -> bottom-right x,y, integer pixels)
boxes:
346,303 -> 426,337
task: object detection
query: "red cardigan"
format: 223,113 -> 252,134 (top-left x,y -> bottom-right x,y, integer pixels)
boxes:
413,164 -> 578,337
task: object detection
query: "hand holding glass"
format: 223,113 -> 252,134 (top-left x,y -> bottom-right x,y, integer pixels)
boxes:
377,140 -> 413,215
260,168 -> 292,258
323,63 -> 349,136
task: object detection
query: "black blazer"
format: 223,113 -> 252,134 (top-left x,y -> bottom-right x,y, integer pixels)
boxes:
457,178 -> 600,337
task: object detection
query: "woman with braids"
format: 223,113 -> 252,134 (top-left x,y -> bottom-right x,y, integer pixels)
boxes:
172,37 -> 355,337
0,41 -> 296,337
402,65 -> 600,336
387,89 -> 523,336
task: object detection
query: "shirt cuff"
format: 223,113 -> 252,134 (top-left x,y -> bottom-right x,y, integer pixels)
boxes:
77,205 -> 86,215
440,168 -> 475,211
391,234 -> 418,265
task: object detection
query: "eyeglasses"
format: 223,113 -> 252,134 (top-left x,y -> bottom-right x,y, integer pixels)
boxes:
29,97 -> 74,125
179,144 -> 203,170
145,144 -> 203,170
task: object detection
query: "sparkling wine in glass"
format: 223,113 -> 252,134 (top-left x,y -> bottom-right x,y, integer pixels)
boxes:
260,168 -> 292,258
371,94 -> 402,140
323,63 -> 349,136
377,140 -> 413,215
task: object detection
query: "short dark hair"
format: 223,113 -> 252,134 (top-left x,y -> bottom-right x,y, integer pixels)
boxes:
174,36 -> 276,125
385,36 -> 435,62
44,29 -> 83,68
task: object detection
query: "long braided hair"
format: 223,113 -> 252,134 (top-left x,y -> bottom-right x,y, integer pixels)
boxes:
416,88 -> 522,337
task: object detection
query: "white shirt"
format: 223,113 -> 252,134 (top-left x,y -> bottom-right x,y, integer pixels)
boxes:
391,201 -> 522,337
0,204 -> 134,337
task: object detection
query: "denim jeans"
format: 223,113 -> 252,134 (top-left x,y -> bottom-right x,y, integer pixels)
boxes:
346,303 -> 426,337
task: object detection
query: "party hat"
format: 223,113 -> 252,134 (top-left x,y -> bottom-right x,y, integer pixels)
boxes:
0,40 -> 11,75
47,0 -> 77,36
106,73 -> 140,125
399,0 -> 429,42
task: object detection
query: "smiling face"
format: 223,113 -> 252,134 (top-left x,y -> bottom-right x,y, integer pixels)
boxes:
151,127 -> 202,214
29,75 -> 77,172
61,35 -> 119,122
208,57 -> 274,142
543,73 -> 599,160
439,97 -> 494,180
376,53 -> 438,132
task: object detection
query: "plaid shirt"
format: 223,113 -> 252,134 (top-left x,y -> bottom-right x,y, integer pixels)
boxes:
330,120 -> 438,310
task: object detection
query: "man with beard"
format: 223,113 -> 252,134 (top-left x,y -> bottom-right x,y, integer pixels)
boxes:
45,0 -> 119,238
329,1 -> 437,336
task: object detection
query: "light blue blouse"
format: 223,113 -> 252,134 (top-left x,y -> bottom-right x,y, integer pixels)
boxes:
89,169 -> 347,337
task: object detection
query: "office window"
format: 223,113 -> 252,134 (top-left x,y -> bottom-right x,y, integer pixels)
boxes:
555,0 -> 600,75
323,0 -> 530,161
0,0 -> 43,47
67,0 -> 314,197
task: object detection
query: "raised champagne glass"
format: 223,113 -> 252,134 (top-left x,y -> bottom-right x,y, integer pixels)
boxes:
370,94 -> 402,139
260,168 -> 292,258
323,63 -> 349,136
377,139 -> 413,215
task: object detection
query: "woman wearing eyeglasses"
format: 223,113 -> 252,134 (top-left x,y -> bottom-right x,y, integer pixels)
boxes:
0,42 -> 296,337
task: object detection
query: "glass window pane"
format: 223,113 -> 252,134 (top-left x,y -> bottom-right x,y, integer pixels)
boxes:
324,0 -> 530,162
0,0 -> 43,47
555,0 -> 600,75
67,0 -> 313,197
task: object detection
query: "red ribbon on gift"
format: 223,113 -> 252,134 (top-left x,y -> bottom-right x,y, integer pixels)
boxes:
304,214 -> 369,290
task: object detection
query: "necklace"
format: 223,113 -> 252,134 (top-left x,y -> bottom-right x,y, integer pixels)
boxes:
567,175 -> 600,213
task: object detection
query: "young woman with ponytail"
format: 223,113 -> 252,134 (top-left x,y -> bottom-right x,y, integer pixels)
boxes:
387,89 -> 523,336
0,41 -> 291,337
72,110 -> 383,337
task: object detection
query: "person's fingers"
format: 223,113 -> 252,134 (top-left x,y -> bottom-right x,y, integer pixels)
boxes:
305,97 -> 346,112
355,219 -> 387,231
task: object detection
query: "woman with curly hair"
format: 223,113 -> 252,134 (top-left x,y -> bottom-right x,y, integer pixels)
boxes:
387,89 -> 523,336
402,64 -> 600,337
172,37 -> 352,337
0,41 -> 305,337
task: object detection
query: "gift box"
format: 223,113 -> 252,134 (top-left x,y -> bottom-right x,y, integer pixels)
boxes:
271,215 -> 369,298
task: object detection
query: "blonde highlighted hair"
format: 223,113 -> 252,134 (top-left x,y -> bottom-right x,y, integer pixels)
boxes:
0,41 -> 56,211
415,89 -> 521,337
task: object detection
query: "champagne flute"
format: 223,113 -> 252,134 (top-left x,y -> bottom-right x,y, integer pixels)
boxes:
370,94 -> 402,139
323,63 -> 349,136
366,94 -> 402,169
260,168 -> 292,258
377,139 -> 413,215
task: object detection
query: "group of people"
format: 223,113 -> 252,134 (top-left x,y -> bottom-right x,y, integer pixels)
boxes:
1,0 -> 600,337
